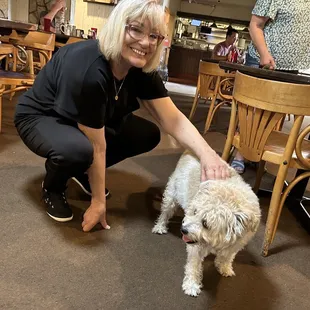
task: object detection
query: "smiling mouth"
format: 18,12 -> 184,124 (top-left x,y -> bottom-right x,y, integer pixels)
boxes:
182,234 -> 197,244
131,48 -> 147,56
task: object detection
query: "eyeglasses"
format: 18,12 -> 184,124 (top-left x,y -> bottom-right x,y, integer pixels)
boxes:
125,24 -> 165,46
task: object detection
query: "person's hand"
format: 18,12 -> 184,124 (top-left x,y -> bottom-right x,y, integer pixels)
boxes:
227,51 -> 232,62
82,200 -> 110,232
51,0 -> 66,13
200,149 -> 230,182
260,52 -> 276,70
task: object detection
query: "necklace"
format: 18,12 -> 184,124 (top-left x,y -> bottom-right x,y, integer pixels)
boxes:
113,76 -> 126,101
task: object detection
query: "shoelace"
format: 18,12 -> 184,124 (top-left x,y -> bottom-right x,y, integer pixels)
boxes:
42,190 -> 68,209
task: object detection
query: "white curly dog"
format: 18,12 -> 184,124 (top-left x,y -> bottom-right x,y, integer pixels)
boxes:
152,151 -> 261,297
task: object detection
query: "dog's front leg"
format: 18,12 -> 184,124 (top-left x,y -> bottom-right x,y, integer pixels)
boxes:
214,250 -> 237,277
152,189 -> 177,234
182,245 -> 205,297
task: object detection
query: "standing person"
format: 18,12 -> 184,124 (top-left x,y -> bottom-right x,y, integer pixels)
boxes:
14,0 -> 230,232
212,28 -> 239,61
231,0 -> 310,174
39,0 -> 66,33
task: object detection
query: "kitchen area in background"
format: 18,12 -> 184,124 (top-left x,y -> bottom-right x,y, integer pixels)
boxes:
167,11 -> 251,85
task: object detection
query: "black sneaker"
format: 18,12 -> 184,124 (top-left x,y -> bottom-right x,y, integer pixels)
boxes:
42,185 -> 73,222
72,174 -> 110,197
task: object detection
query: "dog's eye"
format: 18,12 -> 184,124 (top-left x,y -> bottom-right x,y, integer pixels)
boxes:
203,221 -> 209,229
193,210 -> 197,215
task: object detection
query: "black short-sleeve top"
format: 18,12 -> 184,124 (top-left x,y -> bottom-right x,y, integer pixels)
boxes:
15,39 -> 168,130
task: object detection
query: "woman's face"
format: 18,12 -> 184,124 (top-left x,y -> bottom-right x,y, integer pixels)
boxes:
120,19 -> 161,69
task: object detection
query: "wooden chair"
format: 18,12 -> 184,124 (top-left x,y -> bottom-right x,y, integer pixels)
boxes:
0,70 -> 35,132
3,30 -> 55,74
0,43 -> 17,71
222,71 -> 310,257
189,60 -> 235,134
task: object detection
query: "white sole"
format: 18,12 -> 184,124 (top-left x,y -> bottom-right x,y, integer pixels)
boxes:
47,212 -> 73,222
71,177 -> 92,196
71,177 -> 109,197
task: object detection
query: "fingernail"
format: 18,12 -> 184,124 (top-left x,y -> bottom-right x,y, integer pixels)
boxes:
105,225 -> 111,230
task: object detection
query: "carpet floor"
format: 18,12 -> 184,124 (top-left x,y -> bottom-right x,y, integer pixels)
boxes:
0,92 -> 309,310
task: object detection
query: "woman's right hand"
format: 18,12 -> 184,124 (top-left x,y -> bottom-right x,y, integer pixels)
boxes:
82,200 -> 110,232
260,52 -> 276,70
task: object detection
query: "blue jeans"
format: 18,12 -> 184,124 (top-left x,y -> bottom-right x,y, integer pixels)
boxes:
245,53 -> 260,68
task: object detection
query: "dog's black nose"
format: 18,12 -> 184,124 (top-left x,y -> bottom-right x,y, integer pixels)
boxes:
181,227 -> 188,235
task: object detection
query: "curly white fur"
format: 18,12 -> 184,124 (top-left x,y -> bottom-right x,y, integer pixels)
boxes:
152,151 -> 261,297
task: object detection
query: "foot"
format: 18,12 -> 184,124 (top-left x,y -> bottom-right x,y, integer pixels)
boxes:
182,279 -> 202,297
215,263 -> 236,277
231,158 -> 245,174
152,223 -> 168,234
42,184 -> 73,222
72,174 -> 110,197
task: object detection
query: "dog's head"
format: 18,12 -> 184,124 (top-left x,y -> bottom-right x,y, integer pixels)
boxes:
181,186 -> 260,249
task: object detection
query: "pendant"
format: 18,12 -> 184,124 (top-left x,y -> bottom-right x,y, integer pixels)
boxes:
115,95 -> 118,100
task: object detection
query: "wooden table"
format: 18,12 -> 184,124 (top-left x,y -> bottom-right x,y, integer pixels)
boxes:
219,61 -> 310,233
219,61 -> 310,84
0,18 -> 37,35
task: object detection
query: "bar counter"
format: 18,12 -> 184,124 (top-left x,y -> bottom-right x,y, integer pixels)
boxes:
168,44 -> 212,85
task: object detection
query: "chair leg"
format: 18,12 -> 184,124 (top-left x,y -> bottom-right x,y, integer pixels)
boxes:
270,171 -> 310,243
222,100 -> 237,162
0,85 -> 3,133
204,77 -> 221,134
253,160 -> 266,194
9,47 -> 21,101
262,163 -> 290,257
12,47 -> 17,72
189,76 -> 200,121
189,93 -> 200,121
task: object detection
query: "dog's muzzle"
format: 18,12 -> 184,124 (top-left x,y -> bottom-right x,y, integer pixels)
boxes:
181,228 -> 197,244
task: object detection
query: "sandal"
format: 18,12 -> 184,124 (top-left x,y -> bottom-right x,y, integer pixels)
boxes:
231,159 -> 245,174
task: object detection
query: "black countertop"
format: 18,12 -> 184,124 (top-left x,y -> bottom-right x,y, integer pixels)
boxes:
219,61 -> 310,85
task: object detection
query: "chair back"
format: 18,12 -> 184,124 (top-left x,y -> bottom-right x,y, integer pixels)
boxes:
229,71 -> 310,162
198,61 -> 235,98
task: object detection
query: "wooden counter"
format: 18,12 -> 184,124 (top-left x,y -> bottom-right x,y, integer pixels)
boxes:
168,45 -> 212,85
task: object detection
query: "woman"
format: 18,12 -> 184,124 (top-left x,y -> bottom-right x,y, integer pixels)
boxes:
14,0 -> 229,232
231,0 -> 310,174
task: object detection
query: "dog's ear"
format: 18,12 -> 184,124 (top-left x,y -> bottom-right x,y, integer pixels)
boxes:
232,212 -> 248,236
233,212 -> 259,235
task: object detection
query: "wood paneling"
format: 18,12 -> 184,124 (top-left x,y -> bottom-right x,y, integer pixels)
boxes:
74,0 -> 114,32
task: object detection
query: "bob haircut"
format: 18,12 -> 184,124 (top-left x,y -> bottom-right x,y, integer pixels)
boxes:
98,0 -> 166,73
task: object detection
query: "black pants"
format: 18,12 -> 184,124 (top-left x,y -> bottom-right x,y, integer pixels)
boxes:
15,113 -> 160,192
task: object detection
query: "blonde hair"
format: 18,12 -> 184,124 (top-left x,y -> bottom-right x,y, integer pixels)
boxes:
99,0 -> 166,73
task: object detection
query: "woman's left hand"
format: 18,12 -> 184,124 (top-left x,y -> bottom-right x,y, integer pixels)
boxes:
200,150 -> 230,182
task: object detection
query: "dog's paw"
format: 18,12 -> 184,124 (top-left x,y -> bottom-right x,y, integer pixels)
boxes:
152,224 -> 168,234
182,280 -> 202,297
216,265 -> 236,277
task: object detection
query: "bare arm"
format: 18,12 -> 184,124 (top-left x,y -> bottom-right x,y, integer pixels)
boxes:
249,15 -> 276,69
44,0 -> 66,21
141,97 -> 230,181
77,124 -> 109,232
